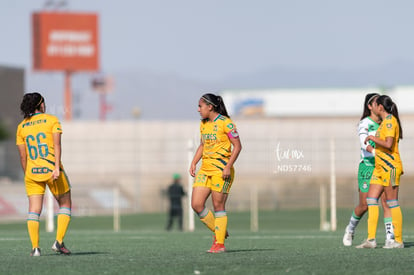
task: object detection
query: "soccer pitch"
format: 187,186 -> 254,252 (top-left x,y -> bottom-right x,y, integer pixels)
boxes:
1,209 -> 414,275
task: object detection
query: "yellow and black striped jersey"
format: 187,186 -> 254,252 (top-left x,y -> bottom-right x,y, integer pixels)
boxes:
199,114 -> 239,175
16,113 -> 63,181
374,114 -> 403,174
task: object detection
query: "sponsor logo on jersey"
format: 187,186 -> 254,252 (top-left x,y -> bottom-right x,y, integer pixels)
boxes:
202,133 -> 217,141
32,167 -> 52,174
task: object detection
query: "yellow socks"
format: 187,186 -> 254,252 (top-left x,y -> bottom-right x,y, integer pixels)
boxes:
198,208 -> 215,232
27,208 -> 71,249
27,212 -> 40,249
387,200 -> 403,243
56,207 -> 71,243
214,211 -> 228,244
367,197 -> 379,240
197,208 -> 228,244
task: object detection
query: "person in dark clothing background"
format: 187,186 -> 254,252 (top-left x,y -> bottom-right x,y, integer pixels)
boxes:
166,174 -> 186,231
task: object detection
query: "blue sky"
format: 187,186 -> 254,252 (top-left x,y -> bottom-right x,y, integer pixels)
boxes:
2,0 -> 414,82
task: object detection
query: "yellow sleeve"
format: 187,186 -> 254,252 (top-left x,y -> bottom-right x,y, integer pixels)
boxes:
383,117 -> 397,138
16,123 -> 25,145
51,116 -> 63,134
223,118 -> 239,139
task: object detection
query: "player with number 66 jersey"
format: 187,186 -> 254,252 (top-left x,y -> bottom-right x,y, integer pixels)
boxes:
16,92 -> 72,257
16,112 -> 64,182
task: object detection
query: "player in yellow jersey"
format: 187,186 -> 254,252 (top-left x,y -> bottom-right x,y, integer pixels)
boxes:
356,95 -> 404,249
189,93 -> 242,253
16,92 -> 72,256
343,93 -> 393,247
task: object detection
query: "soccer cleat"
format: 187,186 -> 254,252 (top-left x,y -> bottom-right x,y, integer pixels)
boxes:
207,243 -> 226,253
52,240 -> 71,255
356,239 -> 377,249
383,239 -> 404,249
342,229 -> 354,246
30,247 -> 41,257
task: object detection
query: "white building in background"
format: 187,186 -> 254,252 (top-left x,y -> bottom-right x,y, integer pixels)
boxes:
221,86 -> 414,118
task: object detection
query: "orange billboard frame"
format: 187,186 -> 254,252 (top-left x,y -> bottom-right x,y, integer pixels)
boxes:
32,12 -> 99,71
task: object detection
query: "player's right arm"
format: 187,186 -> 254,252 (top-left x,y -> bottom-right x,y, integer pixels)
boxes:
189,140 -> 204,177
51,132 -> 61,180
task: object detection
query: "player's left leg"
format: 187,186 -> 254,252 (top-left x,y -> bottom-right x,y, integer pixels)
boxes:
209,191 -> 228,253
356,182 -> 383,249
211,192 -> 228,244
209,172 -> 233,253
55,191 -> 72,243
52,191 -> 72,255
382,169 -> 403,248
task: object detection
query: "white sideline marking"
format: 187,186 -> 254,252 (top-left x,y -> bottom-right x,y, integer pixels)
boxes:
127,236 -> 166,240
220,235 -> 338,240
0,238 -> 25,241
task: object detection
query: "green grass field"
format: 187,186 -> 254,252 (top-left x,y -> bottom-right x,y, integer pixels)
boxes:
1,209 -> 414,274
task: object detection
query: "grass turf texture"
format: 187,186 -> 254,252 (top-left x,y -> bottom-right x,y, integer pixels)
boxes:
1,209 -> 414,274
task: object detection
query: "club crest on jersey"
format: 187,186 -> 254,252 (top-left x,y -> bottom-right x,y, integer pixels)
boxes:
368,125 -> 376,131
213,124 -> 218,132
227,123 -> 234,130
387,123 -> 392,128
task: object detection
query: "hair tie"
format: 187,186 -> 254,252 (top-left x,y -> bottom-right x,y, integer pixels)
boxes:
35,97 -> 44,108
367,94 -> 379,105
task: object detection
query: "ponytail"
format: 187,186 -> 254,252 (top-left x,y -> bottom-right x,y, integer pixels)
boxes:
20,92 -> 44,119
201,93 -> 230,118
376,95 -> 403,140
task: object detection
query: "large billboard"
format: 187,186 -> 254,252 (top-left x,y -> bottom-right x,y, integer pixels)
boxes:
32,12 -> 99,71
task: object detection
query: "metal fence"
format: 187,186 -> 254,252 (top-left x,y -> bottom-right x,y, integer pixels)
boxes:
1,118 -> 413,222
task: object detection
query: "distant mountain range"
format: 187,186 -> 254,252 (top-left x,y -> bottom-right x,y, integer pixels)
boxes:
217,59 -> 414,90
26,60 -> 414,120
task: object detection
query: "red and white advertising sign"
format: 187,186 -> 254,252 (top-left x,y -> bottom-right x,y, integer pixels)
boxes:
32,12 -> 99,71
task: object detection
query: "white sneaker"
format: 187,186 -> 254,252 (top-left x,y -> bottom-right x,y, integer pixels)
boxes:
30,247 -> 41,256
356,239 -> 377,249
343,230 -> 354,246
383,239 -> 404,249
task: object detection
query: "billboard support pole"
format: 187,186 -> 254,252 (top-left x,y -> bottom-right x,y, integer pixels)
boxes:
64,70 -> 72,120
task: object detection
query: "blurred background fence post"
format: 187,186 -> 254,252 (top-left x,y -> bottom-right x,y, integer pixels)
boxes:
45,188 -> 54,233
187,139 -> 195,232
330,138 -> 337,231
